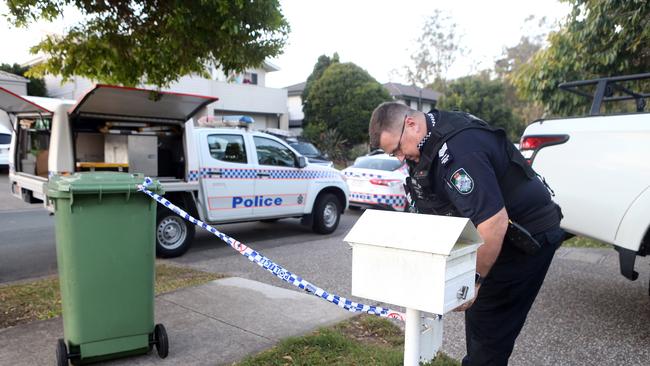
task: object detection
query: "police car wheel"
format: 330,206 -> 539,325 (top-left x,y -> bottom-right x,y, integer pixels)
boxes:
156,210 -> 195,258
312,193 -> 341,234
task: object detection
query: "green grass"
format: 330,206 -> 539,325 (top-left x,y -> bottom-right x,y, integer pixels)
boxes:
0,262 -> 223,329
236,314 -> 460,366
562,235 -> 609,248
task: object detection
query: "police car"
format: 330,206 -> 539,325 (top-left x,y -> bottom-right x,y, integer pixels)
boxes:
1,85 -> 349,258
342,152 -> 408,211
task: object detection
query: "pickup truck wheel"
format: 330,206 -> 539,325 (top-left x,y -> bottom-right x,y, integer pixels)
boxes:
156,210 -> 194,258
312,193 -> 341,234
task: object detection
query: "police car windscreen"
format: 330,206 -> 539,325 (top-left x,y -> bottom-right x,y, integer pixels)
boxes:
353,157 -> 402,171
0,134 -> 10,144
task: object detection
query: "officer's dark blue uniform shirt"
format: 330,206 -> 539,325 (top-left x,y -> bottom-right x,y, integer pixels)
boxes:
431,128 -> 553,227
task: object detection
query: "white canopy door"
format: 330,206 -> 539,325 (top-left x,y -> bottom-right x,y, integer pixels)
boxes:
0,87 -> 53,115
70,84 -> 218,123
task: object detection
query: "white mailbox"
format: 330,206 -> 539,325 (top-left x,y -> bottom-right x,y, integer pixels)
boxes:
344,209 -> 483,315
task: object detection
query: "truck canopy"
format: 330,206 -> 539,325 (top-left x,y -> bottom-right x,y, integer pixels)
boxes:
70,85 -> 218,123
0,86 -> 55,115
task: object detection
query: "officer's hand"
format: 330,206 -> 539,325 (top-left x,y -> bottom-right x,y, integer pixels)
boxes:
453,284 -> 480,312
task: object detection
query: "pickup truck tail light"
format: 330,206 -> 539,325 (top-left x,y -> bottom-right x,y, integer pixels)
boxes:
519,135 -> 569,164
369,178 -> 402,187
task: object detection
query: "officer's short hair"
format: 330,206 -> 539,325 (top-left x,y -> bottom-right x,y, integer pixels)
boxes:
369,102 -> 413,149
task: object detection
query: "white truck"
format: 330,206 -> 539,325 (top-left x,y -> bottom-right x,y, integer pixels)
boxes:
519,73 -> 650,293
1,84 -> 349,257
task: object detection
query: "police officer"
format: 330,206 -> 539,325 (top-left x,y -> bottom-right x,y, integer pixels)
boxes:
368,102 -> 564,366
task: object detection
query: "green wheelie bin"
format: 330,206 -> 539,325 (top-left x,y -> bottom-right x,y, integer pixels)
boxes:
48,172 -> 169,365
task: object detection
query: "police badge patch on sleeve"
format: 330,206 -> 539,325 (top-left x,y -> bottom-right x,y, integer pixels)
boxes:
450,168 -> 474,194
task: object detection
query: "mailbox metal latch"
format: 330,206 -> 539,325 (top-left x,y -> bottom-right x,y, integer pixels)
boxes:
456,285 -> 469,300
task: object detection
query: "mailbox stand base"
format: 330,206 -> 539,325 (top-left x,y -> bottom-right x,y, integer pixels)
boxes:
404,308 -> 443,366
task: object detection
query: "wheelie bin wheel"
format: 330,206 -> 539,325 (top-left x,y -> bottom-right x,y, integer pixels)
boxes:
154,323 -> 169,358
56,338 -> 68,366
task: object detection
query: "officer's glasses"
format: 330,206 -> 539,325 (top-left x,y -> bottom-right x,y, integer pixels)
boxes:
388,114 -> 408,158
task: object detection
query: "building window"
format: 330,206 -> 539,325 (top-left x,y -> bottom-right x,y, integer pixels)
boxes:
243,72 -> 258,85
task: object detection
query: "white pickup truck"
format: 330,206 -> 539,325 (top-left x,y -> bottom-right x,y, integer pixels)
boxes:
1,84 -> 349,258
519,74 -> 650,293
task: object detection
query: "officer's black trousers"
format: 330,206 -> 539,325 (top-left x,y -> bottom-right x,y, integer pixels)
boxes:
462,226 -> 565,366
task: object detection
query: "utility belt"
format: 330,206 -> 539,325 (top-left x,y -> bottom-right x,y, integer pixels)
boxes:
506,202 -> 563,255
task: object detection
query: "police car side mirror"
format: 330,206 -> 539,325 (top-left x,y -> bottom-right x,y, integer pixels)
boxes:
297,156 -> 307,169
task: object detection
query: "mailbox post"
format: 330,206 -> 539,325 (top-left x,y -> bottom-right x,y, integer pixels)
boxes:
344,209 -> 483,366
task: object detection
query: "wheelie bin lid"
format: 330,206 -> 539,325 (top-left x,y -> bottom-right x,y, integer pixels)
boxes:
47,172 -> 163,198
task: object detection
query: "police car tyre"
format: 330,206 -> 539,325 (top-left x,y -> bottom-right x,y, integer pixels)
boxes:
156,209 -> 195,258
312,193 -> 341,234
56,338 -> 68,366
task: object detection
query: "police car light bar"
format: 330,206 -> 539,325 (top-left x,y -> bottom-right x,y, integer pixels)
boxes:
197,115 -> 255,129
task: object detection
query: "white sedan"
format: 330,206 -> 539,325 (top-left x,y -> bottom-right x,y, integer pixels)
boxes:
342,153 -> 408,211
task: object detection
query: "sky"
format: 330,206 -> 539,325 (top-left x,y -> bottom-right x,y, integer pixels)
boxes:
0,0 -> 571,88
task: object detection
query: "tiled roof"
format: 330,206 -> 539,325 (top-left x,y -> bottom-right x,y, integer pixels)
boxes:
0,70 -> 28,83
383,82 -> 440,102
284,81 -> 440,102
285,82 -> 306,96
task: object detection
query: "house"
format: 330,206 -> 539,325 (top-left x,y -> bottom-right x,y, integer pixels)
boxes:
383,82 -> 439,112
22,58 -> 289,130
285,81 -> 439,130
286,81 -> 306,132
0,70 -> 28,95
0,71 -> 29,131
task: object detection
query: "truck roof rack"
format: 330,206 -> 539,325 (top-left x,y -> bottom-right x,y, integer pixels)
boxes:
559,73 -> 650,115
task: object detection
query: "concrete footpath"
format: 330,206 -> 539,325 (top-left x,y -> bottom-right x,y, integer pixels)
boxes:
0,277 -> 354,365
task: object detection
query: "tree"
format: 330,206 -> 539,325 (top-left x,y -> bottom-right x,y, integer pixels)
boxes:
514,0 -> 650,116
494,36 -> 545,127
437,72 -> 519,142
303,63 -> 391,146
5,0 -> 290,87
0,63 -> 47,96
301,53 -> 339,108
405,10 -> 464,88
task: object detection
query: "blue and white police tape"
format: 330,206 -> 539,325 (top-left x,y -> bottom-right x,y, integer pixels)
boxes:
137,177 -> 410,322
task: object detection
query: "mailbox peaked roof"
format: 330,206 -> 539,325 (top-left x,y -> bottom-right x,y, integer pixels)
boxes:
344,210 -> 482,255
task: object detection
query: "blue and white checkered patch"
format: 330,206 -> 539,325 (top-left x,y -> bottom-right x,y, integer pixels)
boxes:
343,171 -> 384,179
349,192 -> 406,209
188,170 -> 200,181
188,168 -> 338,181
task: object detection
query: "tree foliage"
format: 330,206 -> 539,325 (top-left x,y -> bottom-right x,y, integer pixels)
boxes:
437,72 -> 520,142
303,63 -> 391,146
494,36 -> 545,127
5,0 -> 290,87
0,63 -> 47,96
405,10 -> 464,88
301,53 -> 339,108
514,0 -> 650,116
